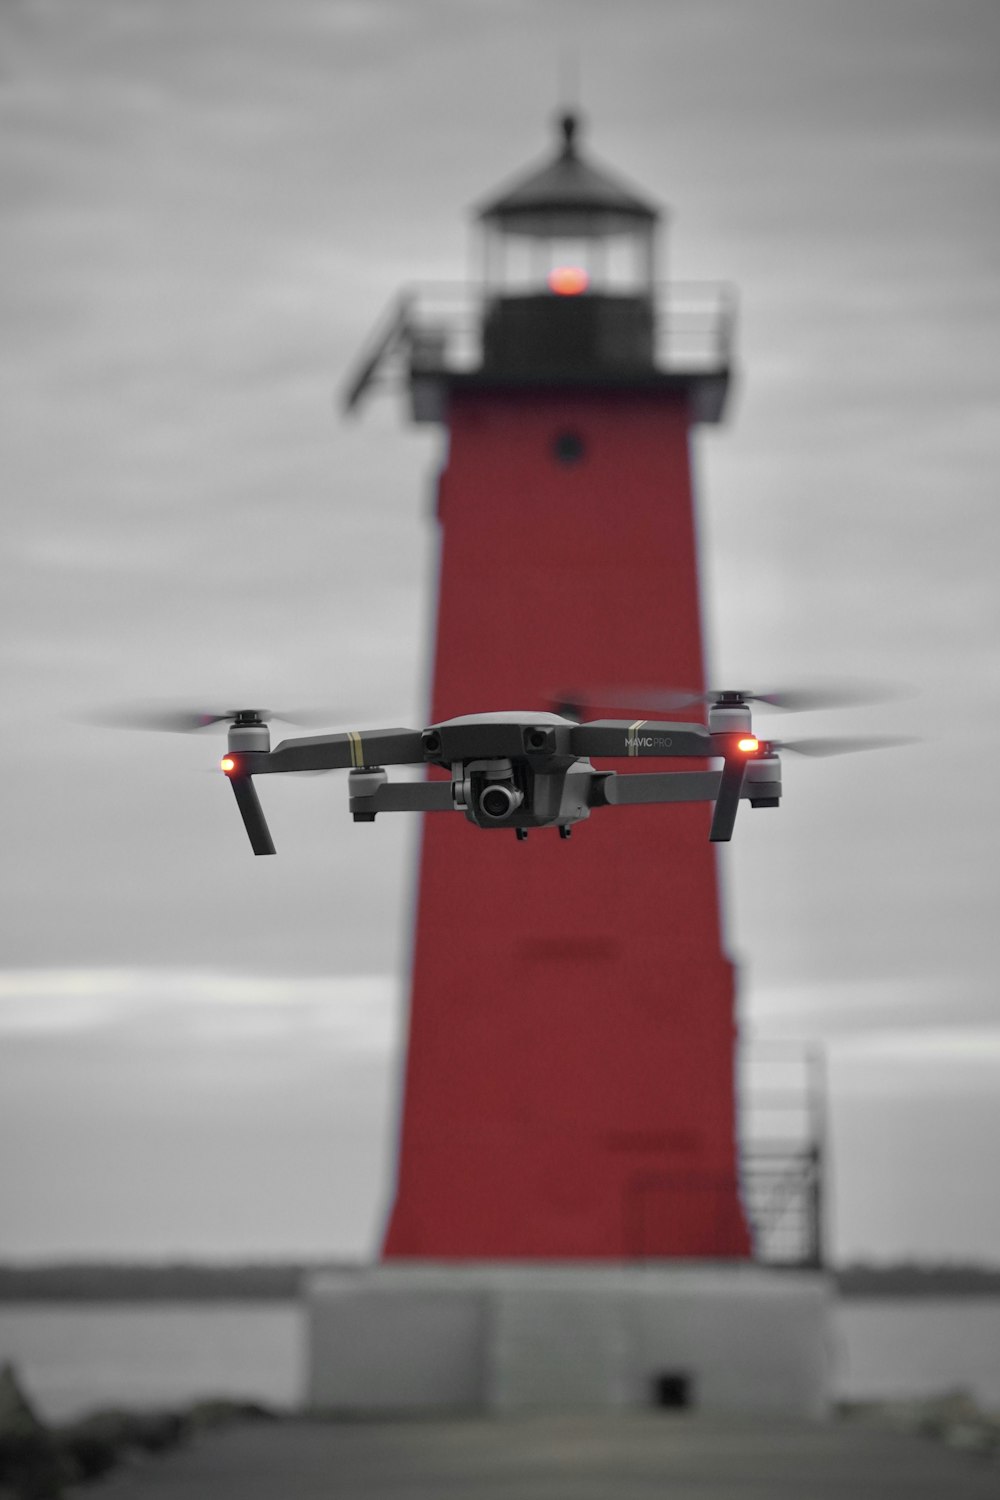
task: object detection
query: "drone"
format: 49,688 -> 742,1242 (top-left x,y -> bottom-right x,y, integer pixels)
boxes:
110,687 -> 904,855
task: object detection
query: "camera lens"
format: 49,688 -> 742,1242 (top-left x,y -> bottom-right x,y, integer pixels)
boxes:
480,785 -> 515,819
478,780 -> 526,821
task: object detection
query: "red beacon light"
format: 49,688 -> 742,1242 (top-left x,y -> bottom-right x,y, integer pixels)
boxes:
547,265 -> 589,296
221,756 -> 236,774
737,737 -> 760,754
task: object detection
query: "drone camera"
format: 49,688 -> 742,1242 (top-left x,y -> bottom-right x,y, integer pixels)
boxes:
453,758 -> 528,825
421,729 -> 442,758
479,782 -> 524,821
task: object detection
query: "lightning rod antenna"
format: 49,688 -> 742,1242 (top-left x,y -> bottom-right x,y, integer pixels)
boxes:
558,45 -> 582,118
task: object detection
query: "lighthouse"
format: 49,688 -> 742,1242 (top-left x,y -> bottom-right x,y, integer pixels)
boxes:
309,116 -> 830,1414
358,113 -> 748,1260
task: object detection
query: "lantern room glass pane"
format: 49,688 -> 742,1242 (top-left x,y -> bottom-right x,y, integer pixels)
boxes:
483,222 -> 655,299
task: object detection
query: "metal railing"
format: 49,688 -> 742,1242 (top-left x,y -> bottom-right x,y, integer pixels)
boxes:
343,280 -> 737,412
618,1046 -> 826,1268
740,1044 -> 826,1269
742,1145 -> 823,1268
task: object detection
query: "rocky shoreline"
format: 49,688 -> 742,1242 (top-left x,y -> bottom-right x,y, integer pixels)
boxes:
0,1362 -> 278,1499
839,1390 -> 1000,1460
3,1357 -> 998,1499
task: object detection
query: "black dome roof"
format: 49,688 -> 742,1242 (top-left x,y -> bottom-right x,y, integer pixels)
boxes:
477,113 -> 660,236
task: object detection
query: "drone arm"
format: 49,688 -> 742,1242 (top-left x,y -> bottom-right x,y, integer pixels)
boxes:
227,774 -> 276,856
349,773 -> 455,819
266,727 -> 425,774
593,770 -> 723,806
375,782 -> 454,812
592,764 -> 779,840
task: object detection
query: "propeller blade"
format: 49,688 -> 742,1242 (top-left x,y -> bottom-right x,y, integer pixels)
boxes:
556,687 -> 703,717
749,682 -> 906,712
549,695 -> 584,723
86,703 -> 353,734
555,679 -> 909,718
85,706 -> 260,734
228,775 -> 276,856
273,706 -> 360,728
771,735 -> 918,758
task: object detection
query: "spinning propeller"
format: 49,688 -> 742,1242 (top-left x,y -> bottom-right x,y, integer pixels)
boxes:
761,734 -> 916,758
556,679 -> 903,715
90,704 -> 339,733
555,682 -> 912,761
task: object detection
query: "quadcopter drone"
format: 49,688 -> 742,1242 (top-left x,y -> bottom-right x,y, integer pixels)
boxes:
114,687 -> 900,855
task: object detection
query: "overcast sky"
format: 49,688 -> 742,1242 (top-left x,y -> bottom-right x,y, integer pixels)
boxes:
2,0 -> 998,1265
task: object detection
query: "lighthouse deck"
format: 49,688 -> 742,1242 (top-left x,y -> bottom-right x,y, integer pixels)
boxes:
342,280 -> 736,422
77,1411 -> 1000,1500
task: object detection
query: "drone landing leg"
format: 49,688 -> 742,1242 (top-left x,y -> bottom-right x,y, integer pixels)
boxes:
228,775 -> 276,856
709,758 -> 747,843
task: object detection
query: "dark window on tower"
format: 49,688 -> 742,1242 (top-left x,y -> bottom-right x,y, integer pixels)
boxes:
553,430 -> 585,464
652,1372 -> 694,1409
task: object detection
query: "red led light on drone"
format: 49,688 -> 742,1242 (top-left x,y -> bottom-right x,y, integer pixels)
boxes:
548,265 -> 589,296
221,757 -> 236,774
737,737 -> 759,754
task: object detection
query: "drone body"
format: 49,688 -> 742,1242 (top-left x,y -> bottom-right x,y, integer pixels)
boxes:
105,684 -> 900,857
217,700 -> 783,855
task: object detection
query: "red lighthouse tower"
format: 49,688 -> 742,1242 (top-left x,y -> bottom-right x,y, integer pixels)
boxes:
349,114 -> 750,1260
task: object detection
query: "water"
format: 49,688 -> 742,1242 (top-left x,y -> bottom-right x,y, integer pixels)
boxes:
2,1298 -> 999,1423
0,1302 -> 303,1423
835,1298 -> 1000,1407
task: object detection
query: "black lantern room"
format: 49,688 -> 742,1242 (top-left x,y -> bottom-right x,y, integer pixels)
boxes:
476,112 -> 661,374
343,112 -> 733,426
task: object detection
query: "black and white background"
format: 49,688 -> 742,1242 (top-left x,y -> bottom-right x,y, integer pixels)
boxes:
2,0 -> 998,1266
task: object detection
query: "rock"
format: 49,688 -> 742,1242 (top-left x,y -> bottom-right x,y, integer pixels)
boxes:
187,1398 -> 278,1429
0,1365 -> 43,1442
0,1363 -> 66,1500
840,1389 -> 1000,1462
55,1407 -> 187,1461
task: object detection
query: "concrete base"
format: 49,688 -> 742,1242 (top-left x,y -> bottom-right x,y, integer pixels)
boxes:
304,1263 -> 832,1418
